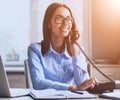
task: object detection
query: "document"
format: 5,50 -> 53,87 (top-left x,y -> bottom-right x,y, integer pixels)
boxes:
99,89 -> 120,99
30,89 -> 96,99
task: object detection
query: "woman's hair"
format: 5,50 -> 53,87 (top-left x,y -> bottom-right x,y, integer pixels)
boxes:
41,2 -> 76,56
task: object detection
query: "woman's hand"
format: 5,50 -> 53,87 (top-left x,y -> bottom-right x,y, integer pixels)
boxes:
70,29 -> 80,44
69,29 -> 80,56
68,78 -> 102,91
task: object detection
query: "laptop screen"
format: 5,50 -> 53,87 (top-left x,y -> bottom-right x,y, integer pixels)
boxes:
0,55 -> 11,97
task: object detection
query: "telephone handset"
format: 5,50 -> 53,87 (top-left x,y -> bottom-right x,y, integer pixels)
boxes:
68,23 -> 80,44
67,23 -> 80,56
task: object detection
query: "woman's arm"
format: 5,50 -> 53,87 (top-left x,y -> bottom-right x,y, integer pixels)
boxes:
28,44 -> 70,90
71,47 -> 90,85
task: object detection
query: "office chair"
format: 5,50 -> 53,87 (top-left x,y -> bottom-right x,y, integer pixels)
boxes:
24,59 -> 33,89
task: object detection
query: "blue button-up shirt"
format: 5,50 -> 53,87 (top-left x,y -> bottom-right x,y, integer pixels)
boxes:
28,43 -> 89,90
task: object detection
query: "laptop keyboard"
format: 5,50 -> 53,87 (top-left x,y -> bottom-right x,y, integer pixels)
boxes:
10,88 -> 30,97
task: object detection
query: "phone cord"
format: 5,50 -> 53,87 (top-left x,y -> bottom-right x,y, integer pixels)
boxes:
75,42 -> 114,82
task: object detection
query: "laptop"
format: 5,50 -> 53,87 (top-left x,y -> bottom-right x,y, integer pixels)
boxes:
0,55 -> 30,97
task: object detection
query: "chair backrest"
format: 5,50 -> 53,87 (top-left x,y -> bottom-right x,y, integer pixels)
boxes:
24,59 -> 33,89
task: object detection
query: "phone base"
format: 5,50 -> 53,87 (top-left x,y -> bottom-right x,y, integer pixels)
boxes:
87,82 -> 115,94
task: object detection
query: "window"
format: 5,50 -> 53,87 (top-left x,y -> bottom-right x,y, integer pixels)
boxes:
0,0 -> 30,63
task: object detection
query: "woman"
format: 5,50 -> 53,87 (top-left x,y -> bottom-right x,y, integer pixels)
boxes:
28,2 -> 100,91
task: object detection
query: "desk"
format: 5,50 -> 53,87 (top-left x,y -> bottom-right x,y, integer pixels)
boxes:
0,96 -> 32,100
0,96 -> 112,100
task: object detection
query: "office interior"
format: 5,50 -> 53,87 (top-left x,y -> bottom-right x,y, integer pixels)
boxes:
0,0 -> 120,92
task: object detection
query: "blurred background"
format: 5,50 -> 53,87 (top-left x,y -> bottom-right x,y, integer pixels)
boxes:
0,0 -> 120,65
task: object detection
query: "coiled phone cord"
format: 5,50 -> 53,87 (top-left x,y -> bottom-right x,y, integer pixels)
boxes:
75,42 -> 114,82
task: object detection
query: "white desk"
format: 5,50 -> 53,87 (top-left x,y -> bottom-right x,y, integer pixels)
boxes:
0,96 -> 32,100
0,96 -> 112,100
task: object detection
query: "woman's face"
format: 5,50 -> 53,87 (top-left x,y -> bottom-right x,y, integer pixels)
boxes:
50,7 -> 73,39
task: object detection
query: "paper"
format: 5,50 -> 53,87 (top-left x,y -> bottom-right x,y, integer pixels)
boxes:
30,89 -> 96,99
99,89 -> 120,99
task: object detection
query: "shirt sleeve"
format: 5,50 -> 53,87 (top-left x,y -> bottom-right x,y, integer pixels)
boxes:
28,44 -> 69,90
72,48 -> 90,85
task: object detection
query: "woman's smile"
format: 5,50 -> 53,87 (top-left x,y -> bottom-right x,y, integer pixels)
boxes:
60,26 -> 69,32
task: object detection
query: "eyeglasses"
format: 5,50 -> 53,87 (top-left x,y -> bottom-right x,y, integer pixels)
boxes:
53,16 -> 73,24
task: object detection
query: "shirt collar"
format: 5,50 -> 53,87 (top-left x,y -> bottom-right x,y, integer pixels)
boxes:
46,43 -> 71,59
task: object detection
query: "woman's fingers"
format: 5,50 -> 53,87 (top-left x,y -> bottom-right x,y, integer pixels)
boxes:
77,78 -> 101,91
88,78 -> 103,89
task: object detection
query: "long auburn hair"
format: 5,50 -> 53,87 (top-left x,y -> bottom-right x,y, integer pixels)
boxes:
41,2 -> 77,56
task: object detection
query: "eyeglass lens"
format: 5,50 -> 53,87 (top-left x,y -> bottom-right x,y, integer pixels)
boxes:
55,16 -> 73,24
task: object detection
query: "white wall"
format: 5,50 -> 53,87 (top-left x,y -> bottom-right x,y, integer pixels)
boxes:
0,0 -> 30,62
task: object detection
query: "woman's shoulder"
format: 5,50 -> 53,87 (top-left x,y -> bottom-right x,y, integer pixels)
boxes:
28,42 -> 42,51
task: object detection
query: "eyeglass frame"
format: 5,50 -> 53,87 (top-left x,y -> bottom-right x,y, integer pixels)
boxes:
52,15 -> 74,24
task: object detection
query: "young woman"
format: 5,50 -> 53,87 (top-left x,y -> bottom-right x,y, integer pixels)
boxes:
28,2 -> 100,91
